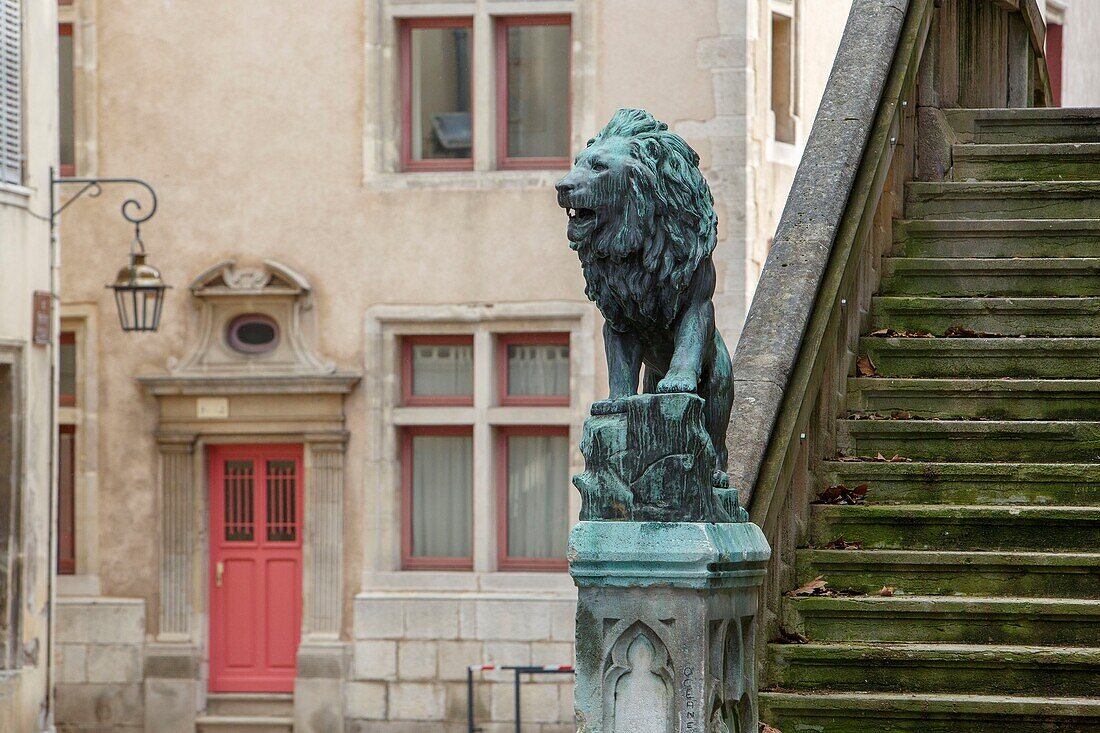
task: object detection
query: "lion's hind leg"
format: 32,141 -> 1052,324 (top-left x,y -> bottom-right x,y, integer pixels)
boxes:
700,330 -> 734,486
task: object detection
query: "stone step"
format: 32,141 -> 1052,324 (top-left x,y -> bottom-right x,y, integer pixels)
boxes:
195,715 -> 293,733
838,418 -> 1100,463
880,257 -> 1100,296
906,181 -> 1100,219
859,336 -> 1100,379
893,219 -> 1100,258
846,378 -> 1100,420
870,296 -> 1100,337
205,695 -> 293,718
952,142 -> 1100,181
809,504 -> 1099,551
796,549 -> 1100,597
949,107 -> 1100,144
765,642 -> 1100,696
759,691 -> 1100,733
783,596 -> 1100,646
823,460 -> 1100,506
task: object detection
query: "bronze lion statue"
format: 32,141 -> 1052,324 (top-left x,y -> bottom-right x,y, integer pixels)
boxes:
556,108 -> 733,488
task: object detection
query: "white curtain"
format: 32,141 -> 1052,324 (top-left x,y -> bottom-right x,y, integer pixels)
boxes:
413,344 -> 473,397
412,435 -> 472,558
506,24 -> 571,158
508,344 -> 569,397
507,435 -> 569,559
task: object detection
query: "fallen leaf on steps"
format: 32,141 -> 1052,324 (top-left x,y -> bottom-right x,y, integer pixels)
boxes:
868,328 -> 934,338
775,628 -> 809,644
878,586 -> 896,597
945,325 -> 1003,338
786,576 -> 831,597
856,354 -> 878,377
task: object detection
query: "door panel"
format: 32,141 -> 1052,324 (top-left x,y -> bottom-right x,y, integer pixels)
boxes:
210,445 -> 303,693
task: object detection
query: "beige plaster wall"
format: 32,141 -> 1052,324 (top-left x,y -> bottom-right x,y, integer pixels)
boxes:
1050,1 -> 1100,106
59,0 -> 725,632
0,0 -> 59,730
54,0 -> 854,727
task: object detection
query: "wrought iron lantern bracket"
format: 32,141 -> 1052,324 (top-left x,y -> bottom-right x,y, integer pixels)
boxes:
50,168 -> 169,332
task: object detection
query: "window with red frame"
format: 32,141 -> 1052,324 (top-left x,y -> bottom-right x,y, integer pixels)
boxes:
496,426 -> 569,571
401,427 -> 474,570
497,333 -> 569,406
402,335 -> 474,406
58,23 -> 75,175
495,16 -> 571,170
1047,22 -> 1064,107
400,18 -> 474,171
57,424 -> 76,574
59,331 -> 76,406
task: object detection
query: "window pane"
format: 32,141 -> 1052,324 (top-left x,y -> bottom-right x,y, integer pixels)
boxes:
265,460 -> 297,542
59,334 -> 76,403
57,426 -> 75,574
224,460 -> 255,542
59,27 -> 75,169
506,434 -> 569,560
770,13 -> 796,144
507,343 -> 569,397
411,343 -> 473,398
411,435 -> 472,558
506,24 -> 570,159
409,25 -> 472,161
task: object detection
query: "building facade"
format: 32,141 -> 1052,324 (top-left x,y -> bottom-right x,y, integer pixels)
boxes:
0,0 -> 59,731
1041,0 -> 1100,107
51,1 -> 854,731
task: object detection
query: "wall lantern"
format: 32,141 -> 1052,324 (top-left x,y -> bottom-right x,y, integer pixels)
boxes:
50,169 -> 169,332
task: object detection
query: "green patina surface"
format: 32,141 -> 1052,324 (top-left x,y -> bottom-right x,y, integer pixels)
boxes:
761,106 -> 1100,731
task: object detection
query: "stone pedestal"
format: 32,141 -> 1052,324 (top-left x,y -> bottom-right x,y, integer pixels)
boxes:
569,521 -> 770,733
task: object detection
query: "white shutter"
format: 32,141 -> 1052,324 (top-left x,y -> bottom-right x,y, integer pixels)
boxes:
0,0 -> 21,186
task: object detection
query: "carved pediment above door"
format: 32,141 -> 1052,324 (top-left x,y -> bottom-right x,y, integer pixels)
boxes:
168,259 -> 334,376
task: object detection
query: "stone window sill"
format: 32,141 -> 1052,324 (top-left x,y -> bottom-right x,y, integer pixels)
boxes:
361,570 -> 576,597
363,169 -> 562,192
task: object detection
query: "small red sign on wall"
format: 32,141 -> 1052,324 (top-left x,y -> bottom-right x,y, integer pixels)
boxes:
32,291 -> 52,345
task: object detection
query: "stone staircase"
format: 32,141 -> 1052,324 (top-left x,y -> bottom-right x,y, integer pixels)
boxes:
196,694 -> 293,733
759,108 -> 1100,731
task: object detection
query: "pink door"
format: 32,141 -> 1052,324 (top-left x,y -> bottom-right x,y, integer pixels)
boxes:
209,444 -> 303,693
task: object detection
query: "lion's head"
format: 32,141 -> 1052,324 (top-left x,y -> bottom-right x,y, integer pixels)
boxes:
556,108 -> 717,330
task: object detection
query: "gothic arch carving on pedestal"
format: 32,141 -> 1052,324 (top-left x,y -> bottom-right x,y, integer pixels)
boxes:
602,621 -> 674,733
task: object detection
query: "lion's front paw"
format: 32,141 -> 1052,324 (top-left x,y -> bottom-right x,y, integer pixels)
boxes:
656,373 -> 698,394
591,398 -> 628,415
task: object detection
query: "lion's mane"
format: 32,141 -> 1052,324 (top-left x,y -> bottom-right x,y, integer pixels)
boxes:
577,108 -> 718,332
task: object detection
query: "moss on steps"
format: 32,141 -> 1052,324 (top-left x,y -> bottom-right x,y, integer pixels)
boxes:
846,377 -> 1100,420
880,257 -> 1100,296
860,336 -> 1100,378
894,218 -> 1100,258
809,504 -> 1100,551
953,143 -> 1100,181
870,295 -> 1100,336
823,460 -> 1100,506
839,418 -> 1100,463
796,549 -> 1100,597
766,642 -> 1100,696
906,181 -> 1100,219
767,108 -> 1100,733
760,692 -> 1100,733
784,596 -> 1100,646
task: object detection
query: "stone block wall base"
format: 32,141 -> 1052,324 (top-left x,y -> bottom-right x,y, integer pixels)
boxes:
294,641 -> 348,733
569,521 -> 771,733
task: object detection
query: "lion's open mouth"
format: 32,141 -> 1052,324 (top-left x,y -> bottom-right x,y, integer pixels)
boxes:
566,207 -> 599,243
